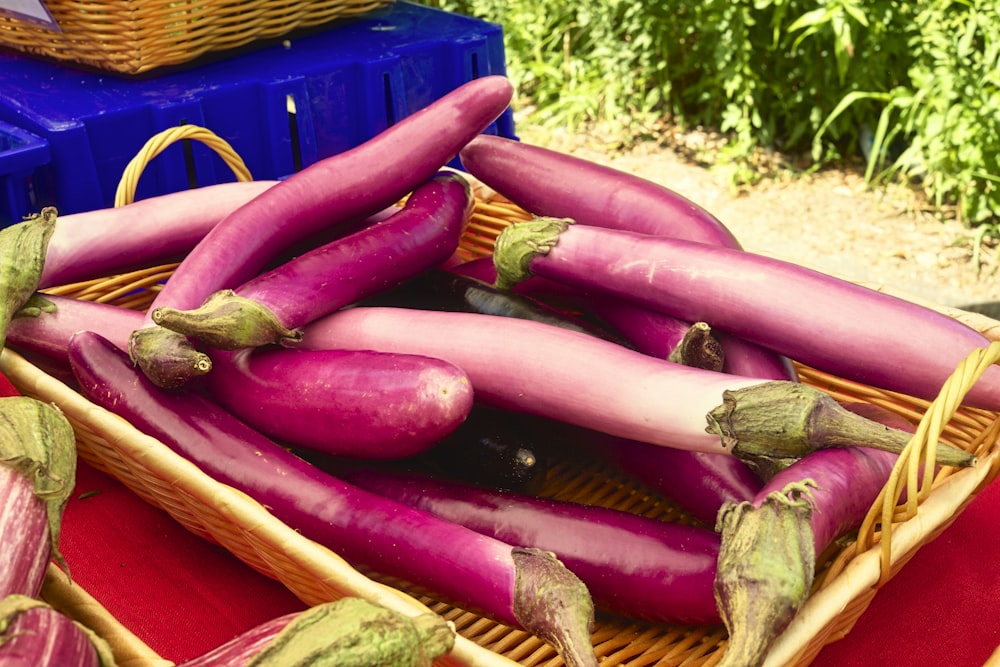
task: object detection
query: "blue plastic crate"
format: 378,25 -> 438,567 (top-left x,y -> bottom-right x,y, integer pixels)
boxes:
0,121 -> 51,228
0,1 -> 513,220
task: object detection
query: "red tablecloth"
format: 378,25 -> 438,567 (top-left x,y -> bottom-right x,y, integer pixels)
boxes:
60,461 -> 307,663
60,458 -> 1000,665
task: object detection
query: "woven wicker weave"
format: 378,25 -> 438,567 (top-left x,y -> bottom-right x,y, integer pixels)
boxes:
0,0 -> 392,75
5,184 -> 997,666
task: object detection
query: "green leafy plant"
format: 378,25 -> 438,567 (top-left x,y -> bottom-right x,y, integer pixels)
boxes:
817,0 -> 1000,228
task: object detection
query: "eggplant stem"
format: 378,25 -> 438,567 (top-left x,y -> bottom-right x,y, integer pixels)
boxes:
245,597 -> 454,667
0,208 -> 57,349
492,217 -> 573,291
668,321 -> 726,371
152,289 -> 301,351
714,481 -> 817,667
706,381 -> 976,469
128,326 -> 213,389
512,547 -> 599,667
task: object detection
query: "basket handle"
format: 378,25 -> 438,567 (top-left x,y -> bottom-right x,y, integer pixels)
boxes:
115,125 -> 253,207
856,339 -> 1000,584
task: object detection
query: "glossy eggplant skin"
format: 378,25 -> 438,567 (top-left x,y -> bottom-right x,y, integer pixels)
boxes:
493,219 -> 1000,411
128,76 -> 515,387
459,134 -> 742,248
154,171 -> 474,351
338,466 -> 722,625
205,345 -> 475,460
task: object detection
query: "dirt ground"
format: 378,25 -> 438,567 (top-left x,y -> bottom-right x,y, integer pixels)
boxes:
516,123 -> 999,314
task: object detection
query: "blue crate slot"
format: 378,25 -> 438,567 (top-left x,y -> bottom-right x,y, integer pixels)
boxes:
0,120 -> 51,228
0,1 -> 514,220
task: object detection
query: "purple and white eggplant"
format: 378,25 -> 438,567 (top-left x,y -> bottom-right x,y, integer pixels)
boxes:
0,394 -> 77,598
300,307 -> 974,469
451,255 -> 794,379
37,180 -> 278,289
0,595 -> 114,667
490,217 -> 1000,411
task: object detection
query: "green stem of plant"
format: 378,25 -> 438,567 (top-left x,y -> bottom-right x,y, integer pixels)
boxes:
152,289 -> 301,351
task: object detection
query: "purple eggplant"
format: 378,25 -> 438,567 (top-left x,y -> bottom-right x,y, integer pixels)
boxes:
9,296 -> 473,461
491,217 -> 1000,411
66,330 -> 600,667
37,180 -> 278,289
204,345 -> 474,460
450,255 -> 795,379
333,465 -> 722,625
127,75 -> 515,388
151,172 -> 474,351
459,134 -> 742,248
8,294 -> 139,364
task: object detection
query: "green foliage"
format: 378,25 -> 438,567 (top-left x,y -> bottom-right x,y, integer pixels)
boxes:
878,1 -> 1000,227
421,0 -> 1000,226
421,0 -> 682,136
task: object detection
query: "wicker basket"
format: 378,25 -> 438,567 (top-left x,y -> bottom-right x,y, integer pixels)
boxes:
7,185 -> 1000,666
0,0 -> 392,75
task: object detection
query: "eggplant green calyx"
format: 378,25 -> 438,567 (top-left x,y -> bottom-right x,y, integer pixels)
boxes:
706,381 -> 976,469
247,597 -> 454,667
0,396 -> 77,575
713,481 -> 817,667
152,290 -> 302,351
0,207 -> 57,349
493,217 -> 573,291
13,293 -> 57,319
128,326 -> 213,389
0,594 -> 117,667
512,546 -> 599,667
668,321 -> 726,372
